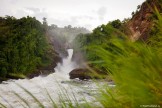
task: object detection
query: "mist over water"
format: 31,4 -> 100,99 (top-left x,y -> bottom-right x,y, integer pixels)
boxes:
0,49 -> 85,107
0,48 -> 110,108
54,49 -> 78,79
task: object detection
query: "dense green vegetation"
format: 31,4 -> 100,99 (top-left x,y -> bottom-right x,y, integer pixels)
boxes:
72,19 -> 127,72
71,1 -> 162,107
72,0 -> 162,73
94,9 -> 162,107
0,16 -> 54,79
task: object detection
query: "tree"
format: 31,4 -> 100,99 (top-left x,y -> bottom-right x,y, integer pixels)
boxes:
109,19 -> 122,29
137,5 -> 141,10
67,25 -> 72,29
43,17 -> 47,25
132,11 -> 135,16
0,16 -> 53,78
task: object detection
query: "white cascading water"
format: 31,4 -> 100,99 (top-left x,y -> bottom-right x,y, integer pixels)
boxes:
54,49 -> 76,80
0,49 -> 95,108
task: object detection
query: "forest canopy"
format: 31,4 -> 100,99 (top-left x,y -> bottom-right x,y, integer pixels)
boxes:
0,16 -> 53,79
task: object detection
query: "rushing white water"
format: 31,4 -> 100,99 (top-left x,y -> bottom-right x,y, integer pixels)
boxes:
54,49 -> 77,80
0,49 -> 99,108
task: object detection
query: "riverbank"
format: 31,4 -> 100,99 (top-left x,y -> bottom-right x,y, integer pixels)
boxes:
0,54 -> 62,83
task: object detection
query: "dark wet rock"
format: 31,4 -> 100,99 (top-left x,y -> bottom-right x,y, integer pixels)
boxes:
0,74 -> 24,83
0,77 -> 8,83
69,68 -> 92,80
27,69 -> 54,79
69,68 -> 109,80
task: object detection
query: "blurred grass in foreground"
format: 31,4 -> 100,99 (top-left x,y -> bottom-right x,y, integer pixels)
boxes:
93,8 -> 162,108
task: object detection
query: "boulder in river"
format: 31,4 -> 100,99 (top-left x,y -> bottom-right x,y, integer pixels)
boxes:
69,68 -> 92,80
69,68 -> 109,80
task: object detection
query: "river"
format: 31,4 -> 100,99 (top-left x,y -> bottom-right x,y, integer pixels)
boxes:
0,49 -> 108,108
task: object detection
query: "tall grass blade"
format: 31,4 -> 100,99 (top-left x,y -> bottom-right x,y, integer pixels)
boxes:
13,92 -> 31,108
0,95 -> 14,108
0,102 -> 7,108
16,83 -> 45,108
45,89 -> 58,108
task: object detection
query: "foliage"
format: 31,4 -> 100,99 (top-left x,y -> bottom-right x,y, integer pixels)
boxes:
93,38 -> 162,107
0,16 -> 52,78
72,20 -> 126,72
109,19 -> 122,29
91,9 -> 162,108
72,5 -> 162,107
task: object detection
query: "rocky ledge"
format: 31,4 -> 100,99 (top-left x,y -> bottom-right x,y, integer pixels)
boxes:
69,68 -> 91,80
69,68 -> 107,80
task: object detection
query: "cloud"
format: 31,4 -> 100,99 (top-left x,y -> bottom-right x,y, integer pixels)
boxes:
26,7 -> 40,13
24,7 -> 48,20
48,18 -> 75,27
8,0 -> 19,4
48,16 -> 80,27
97,7 -> 107,21
0,0 -> 146,30
47,14 -> 97,30
70,15 -> 95,22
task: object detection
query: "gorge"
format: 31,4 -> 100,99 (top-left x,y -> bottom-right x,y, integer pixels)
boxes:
0,49 -> 106,107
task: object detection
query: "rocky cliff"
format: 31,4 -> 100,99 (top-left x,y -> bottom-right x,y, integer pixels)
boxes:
127,0 -> 162,41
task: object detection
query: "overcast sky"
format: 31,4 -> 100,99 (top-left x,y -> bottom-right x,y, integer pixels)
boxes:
0,0 -> 145,30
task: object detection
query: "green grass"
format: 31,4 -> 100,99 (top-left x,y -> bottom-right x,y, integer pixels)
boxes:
93,38 -> 162,107
91,9 -> 162,107
7,73 -> 26,79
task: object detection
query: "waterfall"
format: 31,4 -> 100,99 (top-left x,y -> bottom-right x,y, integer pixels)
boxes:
0,48 -> 108,108
0,49 -> 109,108
0,49 -> 80,107
54,49 -> 76,79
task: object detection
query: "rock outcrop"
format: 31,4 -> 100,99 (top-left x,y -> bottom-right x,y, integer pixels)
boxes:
69,68 -> 108,80
69,68 -> 91,80
127,0 -> 162,41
